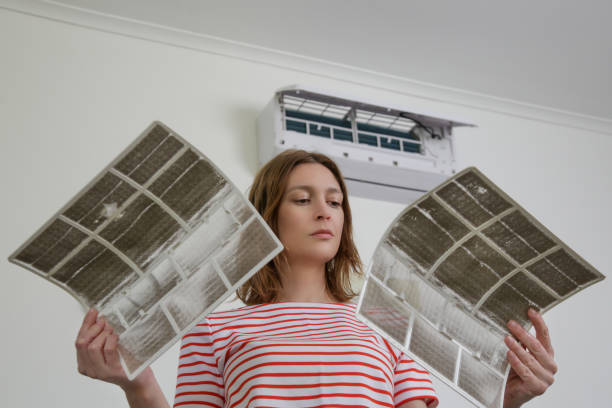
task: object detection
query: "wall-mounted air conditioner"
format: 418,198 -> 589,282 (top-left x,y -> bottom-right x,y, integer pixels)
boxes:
256,86 -> 474,204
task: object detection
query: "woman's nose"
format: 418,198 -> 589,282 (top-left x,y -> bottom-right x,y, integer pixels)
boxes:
314,198 -> 332,220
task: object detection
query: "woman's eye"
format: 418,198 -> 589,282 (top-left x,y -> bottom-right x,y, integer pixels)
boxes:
295,199 -> 310,204
329,201 -> 341,208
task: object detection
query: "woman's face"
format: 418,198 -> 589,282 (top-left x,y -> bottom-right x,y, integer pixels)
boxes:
277,163 -> 344,267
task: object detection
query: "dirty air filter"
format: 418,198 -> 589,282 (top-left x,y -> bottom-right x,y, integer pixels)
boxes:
8,121 -> 283,379
356,167 -> 604,408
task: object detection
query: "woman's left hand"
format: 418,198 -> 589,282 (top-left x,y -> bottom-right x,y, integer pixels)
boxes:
502,308 -> 558,408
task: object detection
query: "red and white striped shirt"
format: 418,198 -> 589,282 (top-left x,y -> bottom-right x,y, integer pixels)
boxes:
174,302 -> 438,408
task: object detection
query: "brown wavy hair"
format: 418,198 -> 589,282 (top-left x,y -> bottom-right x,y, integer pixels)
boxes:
236,149 -> 362,305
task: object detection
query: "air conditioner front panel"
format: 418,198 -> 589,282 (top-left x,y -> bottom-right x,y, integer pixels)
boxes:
335,155 -> 449,194
343,178 -> 428,204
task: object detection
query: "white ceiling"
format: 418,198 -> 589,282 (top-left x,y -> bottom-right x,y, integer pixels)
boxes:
50,0 -> 612,120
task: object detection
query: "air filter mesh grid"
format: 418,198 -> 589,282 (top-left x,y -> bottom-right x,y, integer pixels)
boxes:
8,121 -> 283,379
357,167 -> 604,408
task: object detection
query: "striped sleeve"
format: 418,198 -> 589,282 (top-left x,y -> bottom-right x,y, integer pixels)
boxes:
173,320 -> 225,408
393,351 -> 438,407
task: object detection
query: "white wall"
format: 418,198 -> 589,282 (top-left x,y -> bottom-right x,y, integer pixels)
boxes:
1,7 -> 610,407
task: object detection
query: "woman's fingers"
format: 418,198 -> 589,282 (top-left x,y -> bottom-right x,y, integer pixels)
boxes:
87,321 -> 113,371
75,311 -> 120,379
505,335 -> 554,385
529,308 -> 555,357
503,308 -> 558,404
507,313 -> 558,374
501,310 -> 558,407
103,331 -> 121,369
74,311 -> 130,386
76,309 -> 103,347
76,309 -> 102,376
506,349 -> 549,396
77,308 -> 98,338
77,317 -> 106,350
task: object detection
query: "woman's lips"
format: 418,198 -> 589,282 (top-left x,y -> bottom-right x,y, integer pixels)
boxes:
311,230 -> 334,239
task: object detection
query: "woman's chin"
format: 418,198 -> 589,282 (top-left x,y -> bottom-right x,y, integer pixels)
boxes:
288,250 -> 337,266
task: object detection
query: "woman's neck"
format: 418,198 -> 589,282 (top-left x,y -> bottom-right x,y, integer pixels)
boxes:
276,262 -> 336,303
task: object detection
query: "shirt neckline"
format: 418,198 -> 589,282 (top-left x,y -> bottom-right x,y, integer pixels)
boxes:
263,301 -> 356,307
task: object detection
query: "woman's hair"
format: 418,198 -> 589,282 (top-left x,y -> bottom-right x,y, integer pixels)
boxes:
236,149 -> 362,305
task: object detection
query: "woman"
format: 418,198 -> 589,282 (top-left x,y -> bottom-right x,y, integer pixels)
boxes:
75,150 -> 557,407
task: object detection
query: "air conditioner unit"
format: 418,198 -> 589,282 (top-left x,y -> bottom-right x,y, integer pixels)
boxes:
256,86 -> 474,204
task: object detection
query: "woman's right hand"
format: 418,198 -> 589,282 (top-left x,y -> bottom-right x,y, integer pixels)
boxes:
75,308 -> 147,390
75,309 -> 169,408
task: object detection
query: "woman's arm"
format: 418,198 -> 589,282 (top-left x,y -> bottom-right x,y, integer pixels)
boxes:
75,309 -> 170,408
502,308 -> 557,408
